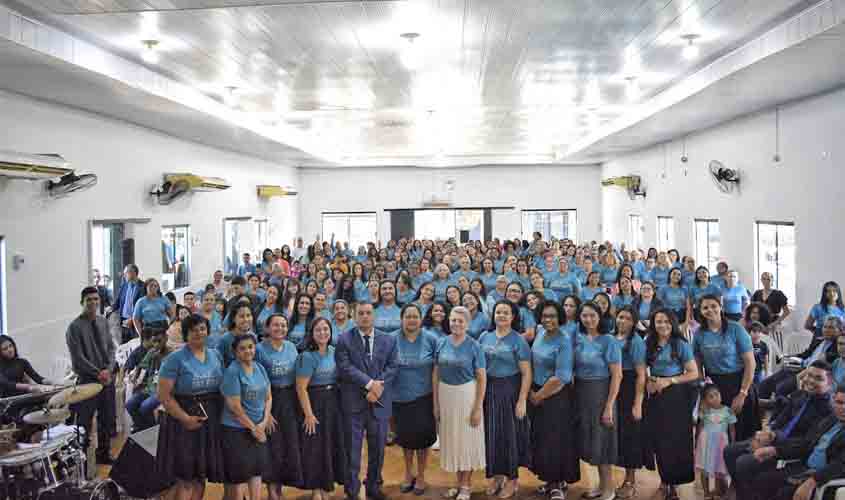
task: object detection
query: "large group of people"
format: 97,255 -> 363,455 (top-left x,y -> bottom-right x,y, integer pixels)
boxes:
6,233 -> 845,500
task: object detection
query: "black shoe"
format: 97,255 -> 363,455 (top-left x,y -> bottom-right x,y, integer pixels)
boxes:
367,489 -> 388,500
346,494 -> 357,500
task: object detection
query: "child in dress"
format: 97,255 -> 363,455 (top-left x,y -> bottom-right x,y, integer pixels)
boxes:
749,321 -> 769,385
695,384 -> 736,499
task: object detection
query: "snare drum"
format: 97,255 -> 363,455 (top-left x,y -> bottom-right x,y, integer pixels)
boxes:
0,434 -> 83,500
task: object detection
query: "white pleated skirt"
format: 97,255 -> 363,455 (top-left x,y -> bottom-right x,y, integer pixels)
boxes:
437,380 -> 486,473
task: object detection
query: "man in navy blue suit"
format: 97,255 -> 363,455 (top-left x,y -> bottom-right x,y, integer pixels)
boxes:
336,301 -> 398,500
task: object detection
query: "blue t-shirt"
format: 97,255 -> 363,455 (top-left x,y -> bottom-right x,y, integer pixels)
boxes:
329,319 -> 357,345
209,311 -> 224,336
467,310 -> 491,339
612,294 -> 636,310
288,321 -> 308,348
681,269 -> 697,288
649,339 -> 694,377
159,346 -> 224,395
479,273 -> 499,291
412,272 -> 433,290
221,362 -> 270,428
132,296 -> 171,324
600,266 -> 618,286
638,299 -> 657,323
423,325 -> 447,338
255,305 -> 277,338
295,347 -> 337,386
722,286 -> 749,314
810,304 -> 845,337
652,266 -> 671,288
548,273 -> 581,298
256,340 -> 298,388
435,337 -> 486,386
454,270 -> 478,283
531,328 -> 574,386
632,261 -> 646,280
216,331 -> 258,367
433,280 -> 451,301
693,321 -> 753,374
574,332 -> 622,380
580,286 -> 604,302
478,330 -> 531,378
616,333 -> 646,371
397,289 -> 416,306
518,307 -> 537,333
711,275 -> 727,292
832,358 -> 845,390
392,330 -> 439,402
659,286 -> 688,313
374,304 -> 402,333
689,284 -> 722,308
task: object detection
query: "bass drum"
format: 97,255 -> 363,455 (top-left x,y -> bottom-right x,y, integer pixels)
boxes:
36,479 -> 120,500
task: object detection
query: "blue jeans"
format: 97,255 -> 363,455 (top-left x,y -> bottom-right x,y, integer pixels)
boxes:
126,392 -> 160,431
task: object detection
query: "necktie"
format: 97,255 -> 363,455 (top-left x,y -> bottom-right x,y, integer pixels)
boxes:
363,335 -> 371,358
781,398 -> 810,438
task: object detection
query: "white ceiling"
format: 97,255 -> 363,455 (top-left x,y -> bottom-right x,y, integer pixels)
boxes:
0,0 -> 841,167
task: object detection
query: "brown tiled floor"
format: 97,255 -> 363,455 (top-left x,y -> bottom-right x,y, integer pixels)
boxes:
101,436 -> 702,499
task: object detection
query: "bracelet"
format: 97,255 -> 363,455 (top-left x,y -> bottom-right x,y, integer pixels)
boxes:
739,388 -> 749,396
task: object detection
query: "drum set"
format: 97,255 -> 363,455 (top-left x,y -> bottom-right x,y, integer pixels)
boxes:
0,384 -> 120,500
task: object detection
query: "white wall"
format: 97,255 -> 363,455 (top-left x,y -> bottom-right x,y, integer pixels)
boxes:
0,91 -> 298,374
299,165 -> 603,243
602,86 -> 845,320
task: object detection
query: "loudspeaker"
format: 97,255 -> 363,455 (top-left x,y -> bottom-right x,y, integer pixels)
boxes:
109,425 -> 173,497
120,238 -> 135,268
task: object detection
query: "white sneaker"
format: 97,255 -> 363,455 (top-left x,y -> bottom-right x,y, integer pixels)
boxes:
432,436 -> 440,450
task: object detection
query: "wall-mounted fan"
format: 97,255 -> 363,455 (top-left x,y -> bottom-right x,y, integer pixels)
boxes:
150,173 -> 230,205
150,178 -> 191,205
47,172 -> 98,198
601,175 -> 646,200
708,160 -> 740,194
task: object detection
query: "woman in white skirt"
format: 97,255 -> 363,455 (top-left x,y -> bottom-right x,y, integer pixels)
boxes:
433,306 -> 487,500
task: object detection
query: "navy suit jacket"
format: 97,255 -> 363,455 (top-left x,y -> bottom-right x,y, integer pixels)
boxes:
112,280 -> 144,320
336,328 -> 398,420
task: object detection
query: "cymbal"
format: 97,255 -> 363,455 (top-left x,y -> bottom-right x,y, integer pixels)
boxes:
23,408 -> 71,426
48,383 -> 103,407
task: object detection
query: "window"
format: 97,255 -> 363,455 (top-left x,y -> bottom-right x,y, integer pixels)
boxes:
162,225 -> 190,291
321,213 -> 378,249
694,219 -> 720,274
521,210 -> 577,241
0,236 -> 6,334
415,210 -> 456,241
255,219 -> 269,252
90,223 -> 124,296
224,218 -> 270,275
755,222 -> 796,302
628,214 -> 643,249
657,216 -> 675,251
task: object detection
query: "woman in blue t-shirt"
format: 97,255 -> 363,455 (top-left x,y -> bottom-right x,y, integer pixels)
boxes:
632,282 -> 662,334
804,281 -> 845,339
433,306 -> 487,500
528,301 -> 579,499
581,272 -> 604,303
613,306 -> 651,498
256,314 -> 302,499
643,309 -> 698,500
288,294 -> 316,350
478,258 -> 499,292
255,285 -> 285,339
392,304 -> 439,495
220,334 -> 271,500
422,302 -> 451,338
688,266 -> 721,323
156,314 -> 226,497
504,282 -> 536,340
694,295 -> 759,441
462,292 -> 491,340
721,271 -> 750,321
658,268 -> 690,329
132,278 -> 174,336
478,301 -> 532,498
573,302 -> 622,500
413,282 -> 436,318
612,276 -> 638,312
329,300 -> 356,346
549,259 -> 582,299
374,280 -> 402,333
295,318 -> 345,499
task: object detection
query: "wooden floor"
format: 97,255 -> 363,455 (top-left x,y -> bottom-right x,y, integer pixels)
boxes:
100,437 -> 704,500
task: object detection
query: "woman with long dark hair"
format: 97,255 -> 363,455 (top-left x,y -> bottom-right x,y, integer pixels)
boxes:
255,285 -> 284,339
334,274 -> 357,305
478,301 -> 532,499
414,282 -> 436,318
632,282 -> 662,333
573,302 -> 622,500
133,278 -> 173,336
374,280 -> 402,333
612,277 -> 638,311
804,281 -> 845,339
462,291 -> 491,340
528,302 -> 579,500
693,295 -> 759,440
295,318 -> 346,500
289,294 -> 316,350
422,302 -> 451,338
613,306 -> 652,499
643,309 -> 698,500
658,268 -> 689,328
217,302 -> 256,367
256,314 -> 302,500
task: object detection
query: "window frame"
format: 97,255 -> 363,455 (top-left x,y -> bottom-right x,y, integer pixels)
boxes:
627,214 -> 643,249
657,216 -> 675,251
0,236 -> 6,334
520,209 -> 578,242
693,218 -> 720,274
161,224 -> 191,291
754,220 -> 796,303
321,212 -> 378,250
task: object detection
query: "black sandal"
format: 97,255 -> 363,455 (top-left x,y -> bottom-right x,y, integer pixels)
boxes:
400,478 -> 416,494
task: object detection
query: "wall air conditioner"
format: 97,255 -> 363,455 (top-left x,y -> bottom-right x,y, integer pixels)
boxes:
151,173 -> 230,205
422,191 -> 452,208
257,185 -> 298,198
0,150 -> 73,179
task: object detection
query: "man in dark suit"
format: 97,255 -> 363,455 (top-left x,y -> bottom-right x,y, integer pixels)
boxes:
110,264 -> 144,344
759,324 -> 840,401
336,302 -> 398,500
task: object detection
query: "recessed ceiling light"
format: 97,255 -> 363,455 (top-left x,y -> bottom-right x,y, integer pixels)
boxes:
680,34 -> 701,60
140,39 -> 160,64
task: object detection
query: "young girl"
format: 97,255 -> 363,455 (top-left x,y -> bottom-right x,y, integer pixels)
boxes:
695,384 -> 736,499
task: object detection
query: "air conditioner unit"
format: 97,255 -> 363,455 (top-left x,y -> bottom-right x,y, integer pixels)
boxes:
422,191 -> 452,208
150,173 -> 230,205
257,185 -> 298,198
0,150 -> 73,179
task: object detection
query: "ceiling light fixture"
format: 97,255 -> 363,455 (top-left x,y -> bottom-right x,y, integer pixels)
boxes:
681,34 -> 701,60
400,32 -> 422,70
140,39 -> 160,64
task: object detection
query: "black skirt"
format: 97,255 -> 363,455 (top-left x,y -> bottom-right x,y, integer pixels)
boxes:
483,374 -> 531,479
615,370 -> 654,470
221,426 -> 268,484
265,386 -> 305,486
528,384 -> 580,484
155,393 -> 226,483
393,393 -> 437,450
297,385 -> 346,491
644,383 -> 695,485
575,378 -> 618,466
710,371 -> 761,441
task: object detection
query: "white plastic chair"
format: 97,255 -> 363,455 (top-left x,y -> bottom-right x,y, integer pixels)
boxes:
784,331 -> 814,356
762,334 -> 783,376
815,478 -> 845,499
